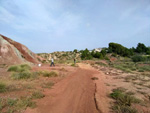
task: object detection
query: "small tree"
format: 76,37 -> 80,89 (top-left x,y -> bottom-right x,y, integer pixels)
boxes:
136,43 -> 147,53
73,49 -> 78,53
146,47 -> 150,55
81,48 -> 92,60
100,49 -> 106,57
132,55 -> 145,62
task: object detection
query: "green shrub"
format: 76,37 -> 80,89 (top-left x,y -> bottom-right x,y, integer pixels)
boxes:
7,98 -> 17,106
30,71 -> 40,79
132,55 -> 145,62
71,63 -> 76,67
73,49 -> 78,53
140,66 -> 150,71
11,71 -> 31,80
31,91 -> 45,99
16,97 -> 36,109
111,53 -> 117,57
104,56 -> 110,60
20,64 -> 31,70
0,98 -> 5,110
0,97 -> 36,112
113,65 -> 131,72
108,43 -> 132,57
110,88 -> 140,113
42,81 -> 54,88
40,71 -> 58,77
81,48 -> 93,60
112,105 -> 137,113
8,65 -> 20,72
138,69 -> 144,72
0,83 -> 6,93
110,89 -> 140,105
8,64 -> 31,72
136,43 -> 147,53
130,67 -> 137,71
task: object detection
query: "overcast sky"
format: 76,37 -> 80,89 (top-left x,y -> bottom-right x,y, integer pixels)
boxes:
0,0 -> 150,53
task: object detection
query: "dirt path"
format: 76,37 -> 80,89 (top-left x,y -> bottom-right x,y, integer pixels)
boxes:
25,63 -> 109,113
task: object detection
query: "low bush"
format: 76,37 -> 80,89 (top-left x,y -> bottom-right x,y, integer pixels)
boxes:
138,69 -> 144,72
31,91 -> 45,99
112,105 -> 137,113
30,71 -> 40,79
42,81 -> 54,88
7,98 -> 17,106
11,71 -> 31,80
139,65 -> 150,71
110,88 -> 140,113
0,83 -> 6,93
111,53 -> 117,57
0,97 -> 36,112
39,71 -> 58,77
132,55 -> 145,62
0,98 -> 5,110
110,89 -> 140,105
20,64 -> 31,70
71,63 -> 76,67
8,64 -> 31,72
8,65 -> 20,72
15,97 -> 36,110
113,65 -> 131,73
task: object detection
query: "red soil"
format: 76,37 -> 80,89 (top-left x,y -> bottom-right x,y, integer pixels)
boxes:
25,64 -> 110,113
0,34 -> 39,64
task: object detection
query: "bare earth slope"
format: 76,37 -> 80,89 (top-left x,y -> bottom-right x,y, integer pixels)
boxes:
25,63 -> 109,113
0,34 -> 39,65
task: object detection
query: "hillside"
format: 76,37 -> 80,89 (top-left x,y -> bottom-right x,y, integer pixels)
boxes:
0,34 -> 40,65
37,51 -> 81,63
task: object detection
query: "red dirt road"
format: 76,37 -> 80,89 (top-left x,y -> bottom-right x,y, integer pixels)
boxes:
25,64 -> 109,113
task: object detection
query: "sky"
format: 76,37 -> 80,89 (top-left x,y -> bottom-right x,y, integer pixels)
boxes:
0,0 -> 150,53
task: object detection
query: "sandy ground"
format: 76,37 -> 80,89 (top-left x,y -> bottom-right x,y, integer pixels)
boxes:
24,63 -> 110,113
1,62 -> 149,113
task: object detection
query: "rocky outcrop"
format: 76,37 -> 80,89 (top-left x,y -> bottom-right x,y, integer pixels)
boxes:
0,34 -> 39,65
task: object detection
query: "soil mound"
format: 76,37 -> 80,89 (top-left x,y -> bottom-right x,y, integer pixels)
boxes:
0,34 -> 39,65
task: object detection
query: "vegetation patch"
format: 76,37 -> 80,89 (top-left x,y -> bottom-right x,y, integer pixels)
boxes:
8,64 -> 40,80
71,63 -> 76,67
8,64 -> 31,72
110,88 -> 141,113
137,65 -> 150,72
42,81 -> 54,88
15,97 -> 36,110
0,82 -> 6,93
0,97 -> 36,113
95,62 -> 108,67
80,48 -> 107,60
39,71 -> 58,77
31,91 -> 45,99
11,71 -> 32,80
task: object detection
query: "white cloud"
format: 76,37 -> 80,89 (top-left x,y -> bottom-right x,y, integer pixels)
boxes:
0,7 -> 15,23
0,0 -> 82,37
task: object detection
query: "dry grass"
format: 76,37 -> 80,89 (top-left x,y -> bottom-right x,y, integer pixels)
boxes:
0,65 -> 61,112
38,71 -> 58,77
110,88 -> 141,113
42,81 -> 54,89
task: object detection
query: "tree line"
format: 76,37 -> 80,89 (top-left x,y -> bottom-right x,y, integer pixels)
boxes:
80,42 -> 150,61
